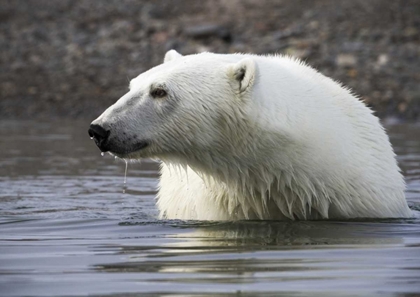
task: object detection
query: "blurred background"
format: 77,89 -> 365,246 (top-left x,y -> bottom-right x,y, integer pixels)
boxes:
1,0 -> 419,121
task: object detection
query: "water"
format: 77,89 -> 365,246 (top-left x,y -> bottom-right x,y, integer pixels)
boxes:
0,120 -> 419,297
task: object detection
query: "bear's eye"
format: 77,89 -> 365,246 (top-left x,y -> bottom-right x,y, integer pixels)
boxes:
151,88 -> 167,98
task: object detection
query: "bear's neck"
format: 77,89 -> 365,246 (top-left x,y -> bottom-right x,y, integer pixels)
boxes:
162,126 -> 296,194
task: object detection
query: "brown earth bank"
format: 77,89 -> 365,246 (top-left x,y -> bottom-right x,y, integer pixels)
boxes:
1,0 -> 419,120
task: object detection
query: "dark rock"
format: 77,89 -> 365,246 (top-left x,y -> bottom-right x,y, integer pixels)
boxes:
184,24 -> 231,42
272,27 -> 302,40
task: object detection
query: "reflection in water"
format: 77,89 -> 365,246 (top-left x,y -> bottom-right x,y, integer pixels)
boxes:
0,121 -> 420,296
96,220 -> 407,275
127,219 -> 408,248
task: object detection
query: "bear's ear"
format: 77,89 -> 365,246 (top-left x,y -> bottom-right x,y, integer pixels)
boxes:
164,49 -> 183,63
228,57 -> 256,94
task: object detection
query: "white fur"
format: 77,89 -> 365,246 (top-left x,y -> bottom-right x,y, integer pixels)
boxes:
93,50 -> 412,220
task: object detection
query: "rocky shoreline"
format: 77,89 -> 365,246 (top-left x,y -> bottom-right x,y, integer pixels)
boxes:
1,0 -> 419,120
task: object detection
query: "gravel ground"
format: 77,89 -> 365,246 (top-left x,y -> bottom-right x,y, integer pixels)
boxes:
1,0 -> 419,120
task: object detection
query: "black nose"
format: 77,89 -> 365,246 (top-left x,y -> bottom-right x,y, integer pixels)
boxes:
88,124 -> 110,151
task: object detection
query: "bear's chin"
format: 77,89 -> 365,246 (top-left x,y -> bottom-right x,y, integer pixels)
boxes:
107,141 -> 149,159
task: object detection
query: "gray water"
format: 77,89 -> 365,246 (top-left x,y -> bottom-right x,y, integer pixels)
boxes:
0,120 -> 420,297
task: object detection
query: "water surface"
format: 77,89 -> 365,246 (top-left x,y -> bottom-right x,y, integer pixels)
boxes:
1,120 -> 420,296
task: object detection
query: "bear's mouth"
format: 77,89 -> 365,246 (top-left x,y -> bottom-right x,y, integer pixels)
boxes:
95,140 -> 149,158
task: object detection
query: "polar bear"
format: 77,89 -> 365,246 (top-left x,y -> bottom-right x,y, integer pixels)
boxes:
89,50 -> 412,220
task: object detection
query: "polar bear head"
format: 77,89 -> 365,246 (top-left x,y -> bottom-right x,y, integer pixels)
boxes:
89,50 -> 257,163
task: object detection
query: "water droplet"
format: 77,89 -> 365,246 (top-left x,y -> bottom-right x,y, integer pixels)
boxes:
90,137 -> 94,140
114,156 -> 117,159
123,159 -> 128,194
101,152 -> 104,157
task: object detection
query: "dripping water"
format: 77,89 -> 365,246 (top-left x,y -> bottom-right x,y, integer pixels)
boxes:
123,159 -> 128,194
